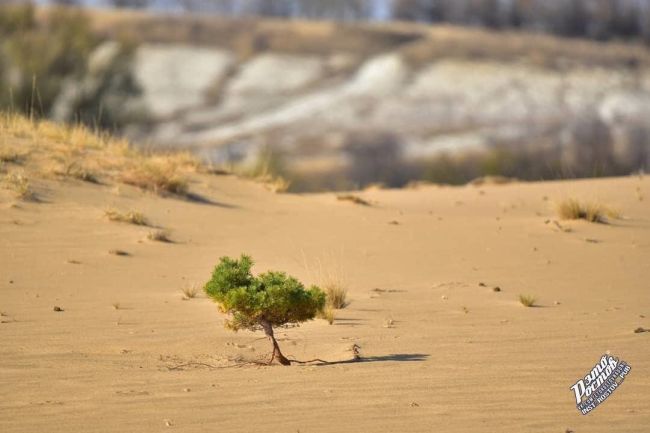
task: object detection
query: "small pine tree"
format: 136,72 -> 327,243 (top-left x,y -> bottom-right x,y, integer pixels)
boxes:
204,255 -> 326,366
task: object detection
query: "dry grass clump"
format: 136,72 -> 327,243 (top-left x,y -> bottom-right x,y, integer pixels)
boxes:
556,198 -> 619,223
244,167 -> 291,193
181,284 -> 199,300
324,283 -> 348,309
108,249 -> 130,256
238,146 -> 292,193
0,149 -> 25,164
318,305 -> 335,325
147,229 -> 172,243
2,173 -> 35,200
1,113 -> 200,198
302,253 -> 349,313
54,160 -> 99,184
165,151 -> 202,171
337,194 -> 371,206
519,294 -> 537,307
263,176 -> 291,193
120,159 -> 189,196
104,208 -> 149,226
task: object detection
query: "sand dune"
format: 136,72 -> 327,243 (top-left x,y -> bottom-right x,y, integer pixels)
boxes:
1,120 -> 649,432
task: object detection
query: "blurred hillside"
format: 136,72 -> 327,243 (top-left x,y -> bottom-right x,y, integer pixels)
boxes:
2,4 -> 650,190
44,0 -> 650,43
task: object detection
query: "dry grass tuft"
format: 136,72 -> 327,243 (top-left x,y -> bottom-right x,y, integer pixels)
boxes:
243,146 -> 292,193
1,113 -> 201,199
241,169 -> 291,193
337,194 -> 371,206
104,208 -> 149,226
120,159 -> 189,196
108,249 -> 130,256
181,284 -> 199,300
318,305 -> 335,325
0,149 -> 25,164
301,252 -> 349,313
263,176 -> 291,193
147,229 -> 172,243
519,294 -> 537,307
54,161 -> 99,183
325,283 -> 348,309
2,173 -> 35,200
556,198 -> 619,223
164,152 -> 202,170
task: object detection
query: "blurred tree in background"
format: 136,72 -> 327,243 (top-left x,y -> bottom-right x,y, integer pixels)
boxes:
0,3 -> 143,130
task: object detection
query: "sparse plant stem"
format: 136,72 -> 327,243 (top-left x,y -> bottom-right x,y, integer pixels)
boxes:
260,318 -> 291,366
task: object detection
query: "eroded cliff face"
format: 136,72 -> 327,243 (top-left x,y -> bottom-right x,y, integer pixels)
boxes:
126,39 -> 650,187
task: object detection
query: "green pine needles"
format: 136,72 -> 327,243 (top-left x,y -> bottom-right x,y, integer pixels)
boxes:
204,255 -> 326,366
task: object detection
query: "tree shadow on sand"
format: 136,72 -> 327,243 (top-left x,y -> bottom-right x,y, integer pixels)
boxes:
163,353 -> 430,370
314,353 -> 429,366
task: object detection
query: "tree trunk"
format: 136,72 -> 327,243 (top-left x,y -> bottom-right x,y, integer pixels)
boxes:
260,319 -> 291,366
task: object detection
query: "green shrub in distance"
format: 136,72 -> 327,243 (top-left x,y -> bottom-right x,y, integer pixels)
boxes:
204,255 -> 326,366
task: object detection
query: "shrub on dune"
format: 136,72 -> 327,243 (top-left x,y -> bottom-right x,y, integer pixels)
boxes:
204,255 -> 326,366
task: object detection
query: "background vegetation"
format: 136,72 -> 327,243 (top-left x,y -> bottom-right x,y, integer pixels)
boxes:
48,0 -> 650,44
0,3 -> 143,130
3,2 -> 648,191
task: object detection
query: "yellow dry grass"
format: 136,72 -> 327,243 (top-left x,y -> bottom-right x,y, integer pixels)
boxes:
519,294 -> 537,308
104,208 -> 149,226
120,159 -> 189,196
181,284 -> 199,300
0,113 -> 199,198
318,305 -> 335,325
556,198 -> 619,223
324,283 -> 348,309
336,194 -> 371,206
0,148 -> 25,164
52,160 -> 99,183
147,229 -> 172,243
2,172 -> 35,200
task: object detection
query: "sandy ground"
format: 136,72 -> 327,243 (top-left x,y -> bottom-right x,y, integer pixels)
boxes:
1,172 -> 649,432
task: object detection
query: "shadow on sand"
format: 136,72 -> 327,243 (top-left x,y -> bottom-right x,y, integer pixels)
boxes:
315,353 -> 429,366
183,192 -> 237,208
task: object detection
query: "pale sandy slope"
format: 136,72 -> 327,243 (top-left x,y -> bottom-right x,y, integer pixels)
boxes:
1,173 -> 649,433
